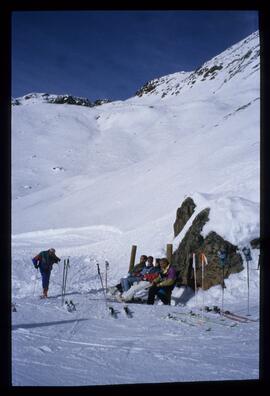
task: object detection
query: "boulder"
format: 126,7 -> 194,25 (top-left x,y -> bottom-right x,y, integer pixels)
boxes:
250,238 -> 260,249
172,198 -> 244,290
173,197 -> 196,237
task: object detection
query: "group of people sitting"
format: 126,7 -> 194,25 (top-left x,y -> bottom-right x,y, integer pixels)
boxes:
109,254 -> 177,305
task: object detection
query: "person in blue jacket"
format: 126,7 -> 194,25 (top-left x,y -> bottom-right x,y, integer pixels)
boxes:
32,248 -> 61,298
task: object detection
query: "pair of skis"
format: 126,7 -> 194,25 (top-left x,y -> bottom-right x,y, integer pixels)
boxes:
166,312 -> 212,331
96,262 -> 132,318
166,305 -> 258,329
188,309 -> 238,327
109,305 -> 133,318
204,306 -> 258,323
65,299 -> 76,312
220,310 -> 258,323
167,309 -> 238,329
61,258 -> 70,306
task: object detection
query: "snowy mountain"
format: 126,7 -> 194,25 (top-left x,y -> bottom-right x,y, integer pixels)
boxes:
12,31 -> 260,385
136,31 -> 259,99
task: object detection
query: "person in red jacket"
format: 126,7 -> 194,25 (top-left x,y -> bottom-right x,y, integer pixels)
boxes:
32,248 -> 61,298
121,257 -> 161,302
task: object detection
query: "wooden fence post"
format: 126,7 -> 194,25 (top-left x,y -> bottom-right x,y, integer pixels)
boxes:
166,244 -> 173,265
128,245 -> 137,273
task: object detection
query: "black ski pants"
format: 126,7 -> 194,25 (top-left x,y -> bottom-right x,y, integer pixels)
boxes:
147,284 -> 172,305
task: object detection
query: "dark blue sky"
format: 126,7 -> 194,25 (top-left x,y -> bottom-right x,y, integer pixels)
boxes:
12,10 -> 258,101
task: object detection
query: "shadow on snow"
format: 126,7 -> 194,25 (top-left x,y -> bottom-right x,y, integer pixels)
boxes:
12,318 -> 88,331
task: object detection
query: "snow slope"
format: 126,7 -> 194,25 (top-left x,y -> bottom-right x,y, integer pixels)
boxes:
11,31 -> 260,385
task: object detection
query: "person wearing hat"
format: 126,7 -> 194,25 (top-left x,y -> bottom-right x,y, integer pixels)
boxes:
32,248 -> 61,298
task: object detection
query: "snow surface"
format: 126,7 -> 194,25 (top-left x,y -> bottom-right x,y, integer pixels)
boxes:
12,31 -> 260,386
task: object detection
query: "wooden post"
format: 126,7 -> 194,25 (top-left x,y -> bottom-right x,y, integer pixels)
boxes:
128,245 -> 137,273
166,244 -> 173,265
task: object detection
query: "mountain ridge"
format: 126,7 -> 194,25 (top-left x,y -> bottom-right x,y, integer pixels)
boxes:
12,31 -> 259,106
135,30 -> 259,99
12,30 -> 259,245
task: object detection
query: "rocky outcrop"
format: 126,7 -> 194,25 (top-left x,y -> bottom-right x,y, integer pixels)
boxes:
11,98 -> 21,106
172,198 -> 244,290
173,197 -> 196,237
135,81 -> 158,97
48,95 -> 92,107
48,95 -> 111,107
11,93 -> 111,107
250,237 -> 260,249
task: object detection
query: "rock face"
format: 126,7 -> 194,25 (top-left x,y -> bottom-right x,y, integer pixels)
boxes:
135,81 -> 159,97
11,93 -> 111,107
48,95 -> 111,107
48,95 -> 93,106
250,237 -> 260,249
173,197 -> 196,237
172,197 -> 244,290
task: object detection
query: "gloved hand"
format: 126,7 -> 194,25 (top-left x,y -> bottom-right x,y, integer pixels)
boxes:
34,264 -> 39,269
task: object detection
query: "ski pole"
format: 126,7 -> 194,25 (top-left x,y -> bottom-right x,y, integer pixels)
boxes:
33,268 -> 39,297
192,253 -> 197,307
221,266 -> 225,312
105,260 -> 109,292
257,253 -> 260,270
200,253 -> 208,322
97,263 -> 108,307
201,255 -> 204,321
218,250 -> 227,312
61,259 -> 66,306
247,259 -> 250,316
242,247 -> 252,316
63,258 -> 69,299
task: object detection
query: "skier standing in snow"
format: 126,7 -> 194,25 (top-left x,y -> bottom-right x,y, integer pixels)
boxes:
32,248 -> 61,298
147,258 -> 176,305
